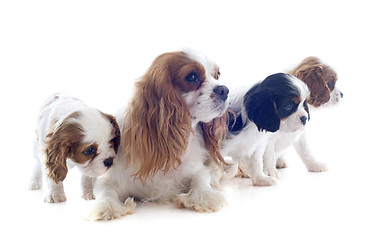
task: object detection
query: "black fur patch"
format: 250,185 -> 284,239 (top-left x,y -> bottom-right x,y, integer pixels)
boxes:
243,73 -> 301,133
228,111 -> 246,135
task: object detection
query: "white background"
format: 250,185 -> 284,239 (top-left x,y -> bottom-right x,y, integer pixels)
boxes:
1,0 -> 387,239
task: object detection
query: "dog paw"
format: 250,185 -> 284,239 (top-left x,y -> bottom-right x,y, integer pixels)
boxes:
173,190 -> 227,212
235,167 -> 249,178
44,192 -> 67,203
28,181 -> 41,190
88,197 -> 136,221
307,162 -> 328,172
251,176 -> 277,186
222,162 -> 239,179
264,167 -> 281,178
82,192 -> 95,201
276,158 -> 288,169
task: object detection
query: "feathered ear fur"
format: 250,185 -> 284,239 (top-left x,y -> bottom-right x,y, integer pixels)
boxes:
244,88 -> 280,132
44,113 -> 83,184
200,110 -> 231,166
122,53 -> 192,183
290,57 -> 331,108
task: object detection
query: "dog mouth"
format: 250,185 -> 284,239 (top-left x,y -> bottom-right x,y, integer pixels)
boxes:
214,99 -> 229,114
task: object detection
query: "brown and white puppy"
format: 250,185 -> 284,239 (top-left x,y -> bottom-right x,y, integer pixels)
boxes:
28,93 -> 120,203
89,49 -> 229,220
289,56 -> 343,108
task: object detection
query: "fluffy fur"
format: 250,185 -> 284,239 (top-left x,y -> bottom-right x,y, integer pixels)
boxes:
89,50 -> 229,220
289,56 -> 343,108
222,73 -> 311,186
28,93 -> 120,203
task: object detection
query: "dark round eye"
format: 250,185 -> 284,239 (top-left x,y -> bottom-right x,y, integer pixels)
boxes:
84,147 -> 96,156
216,71 -> 220,80
327,81 -> 335,89
185,72 -> 199,83
284,102 -> 294,110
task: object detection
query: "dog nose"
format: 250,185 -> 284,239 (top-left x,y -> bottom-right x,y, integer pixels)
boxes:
340,92 -> 343,98
300,116 -> 307,125
213,85 -> 229,101
103,157 -> 113,168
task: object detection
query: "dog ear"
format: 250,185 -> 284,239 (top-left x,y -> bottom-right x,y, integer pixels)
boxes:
44,113 -> 83,184
122,53 -> 192,183
102,113 -> 121,154
200,110 -> 230,166
44,132 -> 70,184
293,64 -> 330,107
244,88 -> 280,132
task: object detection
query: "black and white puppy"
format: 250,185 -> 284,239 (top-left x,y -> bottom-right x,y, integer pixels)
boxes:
221,73 -> 310,186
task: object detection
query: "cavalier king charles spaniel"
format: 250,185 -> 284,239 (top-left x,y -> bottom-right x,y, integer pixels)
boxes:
88,49 -> 229,220
221,73 -> 311,186
28,93 -> 120,203
289,56 -> 343,108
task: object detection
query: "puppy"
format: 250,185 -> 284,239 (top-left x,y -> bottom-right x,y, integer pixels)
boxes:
89,50 -> 229,220
28,93 -> 120,203
289,56 -> 343,108
268,56 -> 344,171
221,73 -> 310,186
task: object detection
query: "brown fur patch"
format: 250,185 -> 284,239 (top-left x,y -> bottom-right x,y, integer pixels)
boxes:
122,52 -> 194,183
71,143 -> 99,165
213,66 -> 220,80
200,109 -> 232,167
44,112 -> 84,183
292,96 -> 301,104
289,56 -> 337,108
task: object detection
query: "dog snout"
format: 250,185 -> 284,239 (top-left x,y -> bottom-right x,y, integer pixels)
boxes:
213,85 -> 229,101
103,157 -> 113,168
300,116 -> 307,125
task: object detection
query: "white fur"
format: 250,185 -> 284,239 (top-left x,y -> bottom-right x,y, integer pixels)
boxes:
88,51 -> 229,220
270,84 -> 343,173
28,93 -> 117,203
220,86 -> 270,185
270,85 -> 343,172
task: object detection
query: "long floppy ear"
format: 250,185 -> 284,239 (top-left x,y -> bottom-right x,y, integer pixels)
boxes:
122,54 -> 192,183
292,63 -> 330,108
102,112 -> 121,154
200,110 -> 231,166
244,88 -> 280,132
44,113 -> 83,184
44,130 -> 70,184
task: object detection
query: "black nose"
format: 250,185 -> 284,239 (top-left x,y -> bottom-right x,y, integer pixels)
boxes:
213,85 -> 229,101
300,116 -> 307,125
103,157 -> 113,168
340,92 -> 343,98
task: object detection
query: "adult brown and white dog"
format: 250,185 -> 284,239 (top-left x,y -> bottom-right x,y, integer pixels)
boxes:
29,93 -> 120,203
88,50 -> 229,220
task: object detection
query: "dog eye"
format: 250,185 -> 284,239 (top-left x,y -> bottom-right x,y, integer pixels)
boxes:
84,147 -> 96,155
284,102 -> 294,110
327,81 -> 335,90
215,71 -> 221,80
185,73 -> 199,83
